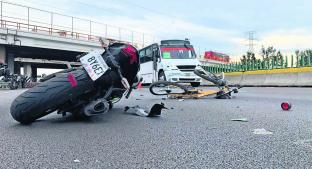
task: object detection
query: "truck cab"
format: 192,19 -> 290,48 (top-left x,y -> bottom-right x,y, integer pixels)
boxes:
139,39 -> 203,87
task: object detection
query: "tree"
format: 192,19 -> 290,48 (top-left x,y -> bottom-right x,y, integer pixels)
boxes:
260,46 -> 277,61
275,51 -> 284,67
297,49 -> 312,66
240,52 -> 256,64
240,55 -> 247,64
259,46 -> 287,68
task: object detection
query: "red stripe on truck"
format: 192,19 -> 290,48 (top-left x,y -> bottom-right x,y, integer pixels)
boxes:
161,47 -> 194,51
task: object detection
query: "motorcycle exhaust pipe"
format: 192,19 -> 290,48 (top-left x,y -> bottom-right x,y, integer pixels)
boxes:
82,99 -> 110,117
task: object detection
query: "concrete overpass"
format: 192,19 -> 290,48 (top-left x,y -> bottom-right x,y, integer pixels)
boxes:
0,27 -> 101,79
0,1 -> 154,80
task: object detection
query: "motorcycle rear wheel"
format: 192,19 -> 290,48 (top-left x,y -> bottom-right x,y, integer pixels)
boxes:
10,69 -> 94,124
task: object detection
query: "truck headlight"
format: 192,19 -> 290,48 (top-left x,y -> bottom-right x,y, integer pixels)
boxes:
165,65 -> 178,70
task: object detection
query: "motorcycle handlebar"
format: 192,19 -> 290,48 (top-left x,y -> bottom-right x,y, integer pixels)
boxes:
99,37 -> 131,91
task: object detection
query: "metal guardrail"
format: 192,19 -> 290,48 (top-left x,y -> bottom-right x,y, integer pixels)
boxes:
0,80 -> 9,89
203,55 -> 312,74
0,1 -> 155,48
1,18 -> 99,41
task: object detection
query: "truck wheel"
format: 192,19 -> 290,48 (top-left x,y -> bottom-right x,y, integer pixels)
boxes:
191,82 -> 200,87
158,71 -> 166,81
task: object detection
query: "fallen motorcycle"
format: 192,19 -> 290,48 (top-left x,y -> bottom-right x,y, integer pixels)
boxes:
10,39 -> 141,124
0,64 -> 29,90
149,69 -> 241,99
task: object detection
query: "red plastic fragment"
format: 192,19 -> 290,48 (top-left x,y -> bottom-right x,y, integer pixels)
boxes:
137,82 -> 142,90
281,102 -> 291,110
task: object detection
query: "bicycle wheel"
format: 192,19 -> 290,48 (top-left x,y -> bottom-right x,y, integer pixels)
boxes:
149,81 -> 188,95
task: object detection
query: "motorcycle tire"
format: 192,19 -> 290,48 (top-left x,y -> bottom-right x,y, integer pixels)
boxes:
9,79 -> 18,90
10,69 -> 94,124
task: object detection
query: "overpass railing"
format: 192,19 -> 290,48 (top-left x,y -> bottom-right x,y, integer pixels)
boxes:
0,1 -> 155,48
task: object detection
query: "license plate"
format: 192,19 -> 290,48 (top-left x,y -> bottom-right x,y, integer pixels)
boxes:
185,73 -> 191,76
80,51 -> 109,81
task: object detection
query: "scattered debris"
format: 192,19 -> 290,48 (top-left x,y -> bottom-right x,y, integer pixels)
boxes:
178,99 -> 184,102
294,139 -> 312,148
161,98 -> 167,100
231,118 -> 248,122
281,102 -> 292,110
170,107 -> 174,110
74,159 -> 80,163
252,128 -> 273,135
124,103 -> 167,117
236,106 -> 240,109
137,83 -> 143,90
148,103 -> 167,117
136,98 -> 142,100
124,106 -> 130,111
134,107 -> 149,117
140,94 -> 144,97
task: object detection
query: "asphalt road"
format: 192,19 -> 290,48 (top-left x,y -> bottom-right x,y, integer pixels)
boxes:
0,87 -> 312,169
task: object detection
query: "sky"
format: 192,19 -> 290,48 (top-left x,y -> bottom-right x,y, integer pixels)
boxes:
6,0 -> 312,60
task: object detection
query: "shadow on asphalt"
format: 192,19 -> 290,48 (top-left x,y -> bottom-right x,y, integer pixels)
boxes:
8,109 -> 122,127
8,107 -> 165,128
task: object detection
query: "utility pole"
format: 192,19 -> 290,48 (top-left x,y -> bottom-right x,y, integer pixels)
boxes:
247,31 -> 256,53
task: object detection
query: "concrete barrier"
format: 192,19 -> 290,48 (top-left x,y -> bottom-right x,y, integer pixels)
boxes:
221,67 -> 312,87
240,74 -> 266,86
201,72 -> 243,86
296,72 -> 312,86
225,72 -> 243,85
264,72 -> 298,86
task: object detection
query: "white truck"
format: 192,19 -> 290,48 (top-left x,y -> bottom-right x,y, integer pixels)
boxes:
138,39 -> 203,87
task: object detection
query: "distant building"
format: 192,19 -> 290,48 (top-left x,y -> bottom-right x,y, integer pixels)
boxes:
199,51 -> 230,66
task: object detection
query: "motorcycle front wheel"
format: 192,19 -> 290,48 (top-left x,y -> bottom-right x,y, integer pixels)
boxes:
10,69 -> 94,124
9,79 -> 18,90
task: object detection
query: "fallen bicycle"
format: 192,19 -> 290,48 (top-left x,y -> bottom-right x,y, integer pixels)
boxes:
149,69 -> 241,99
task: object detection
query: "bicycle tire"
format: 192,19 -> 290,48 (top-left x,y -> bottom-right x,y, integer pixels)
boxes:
149,81 -> 189,96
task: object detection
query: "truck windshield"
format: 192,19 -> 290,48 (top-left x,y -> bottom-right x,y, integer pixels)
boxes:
161,47 -> 196,59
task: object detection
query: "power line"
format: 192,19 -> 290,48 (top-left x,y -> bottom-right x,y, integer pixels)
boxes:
10,0 -> 126,17
9,0 -> 69,13
7,0 -> 173,44
118,0 -> 165,15
67,0 -> 127,16
118,0 -> 180,21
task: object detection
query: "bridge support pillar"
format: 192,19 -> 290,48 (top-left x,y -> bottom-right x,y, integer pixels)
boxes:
31,65 -> 37,81
0,46 -> 6,64
14,62 -> 21,74
23,64 -> 37,81
7,53 -> 15,74
23,63 -> 32,78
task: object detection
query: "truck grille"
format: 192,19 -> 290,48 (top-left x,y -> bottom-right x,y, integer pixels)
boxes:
179,78 -> 195,81
177,65 -> 196,72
